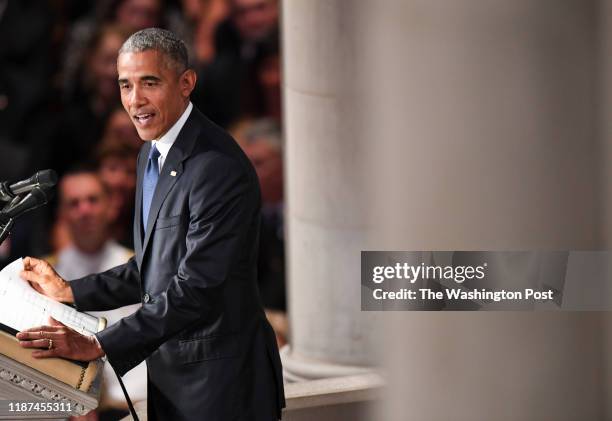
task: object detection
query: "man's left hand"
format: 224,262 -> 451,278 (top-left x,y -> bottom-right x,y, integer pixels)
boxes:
16,317 -> 105,361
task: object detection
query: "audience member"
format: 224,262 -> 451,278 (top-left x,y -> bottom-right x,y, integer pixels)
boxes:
183,0 -> 229,65
251,28 -> 281,122
96,142 -> 138,249
101,107 -> 143,153
229,0 -> 278,45
192,0 -> 279,127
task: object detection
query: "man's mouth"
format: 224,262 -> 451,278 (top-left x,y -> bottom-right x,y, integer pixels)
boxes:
134,113 -> 155,125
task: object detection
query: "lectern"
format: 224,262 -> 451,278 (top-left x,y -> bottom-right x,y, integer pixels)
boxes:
0,259 -> 105,420
0,348 -> 103,420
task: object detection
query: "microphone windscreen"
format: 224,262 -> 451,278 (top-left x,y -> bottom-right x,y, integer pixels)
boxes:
35,169 -> 58,188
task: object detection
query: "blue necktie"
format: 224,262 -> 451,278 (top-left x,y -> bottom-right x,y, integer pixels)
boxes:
142,144 -> 161,230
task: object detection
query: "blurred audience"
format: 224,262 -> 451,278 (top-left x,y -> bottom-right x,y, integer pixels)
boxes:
231,25 -> 284,308
33,23 -> 132,179
46,168 -> 146,421
192,0 -> 279,127
252,29 -> 281,123
97,142 -> 138,249
65,23 -> 131,110
184,0 -> 230,64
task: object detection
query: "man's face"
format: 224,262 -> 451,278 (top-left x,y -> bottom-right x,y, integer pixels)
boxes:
116,0 -> 161,31
243,140 -> 282,204
99,155 -> 137,212
232,0 -> 278,42
60,174 -> 111,252
118,50 -> 196,141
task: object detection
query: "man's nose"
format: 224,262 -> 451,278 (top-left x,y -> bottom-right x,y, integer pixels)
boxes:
77,200 -> 94,214
128,85 -> 147,107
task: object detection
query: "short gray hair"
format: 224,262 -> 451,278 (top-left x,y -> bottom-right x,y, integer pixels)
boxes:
119,28 -> 189,74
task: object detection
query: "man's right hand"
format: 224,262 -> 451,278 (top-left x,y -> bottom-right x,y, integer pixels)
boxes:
20,257 -> 74,303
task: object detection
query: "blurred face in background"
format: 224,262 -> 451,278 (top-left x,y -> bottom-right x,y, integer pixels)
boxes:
105,109 -> 143,151
259,54 -> 280,89
181,0 -> 205,21
98,153 -> 137,217
60,173 -> 113,254
258,53 -> 281,120
88,29 -> 126,103
243,139 -> 282,204
231,0 -> 278,42
116,0 -> 161,31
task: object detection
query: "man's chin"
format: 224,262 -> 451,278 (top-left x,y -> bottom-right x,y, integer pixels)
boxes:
134,129 -> 156,141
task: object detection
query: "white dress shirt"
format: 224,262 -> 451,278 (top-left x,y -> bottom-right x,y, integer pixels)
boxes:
152,102 -> 193,172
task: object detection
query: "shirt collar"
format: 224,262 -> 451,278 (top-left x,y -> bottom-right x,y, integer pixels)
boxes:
152,102 -> 193,159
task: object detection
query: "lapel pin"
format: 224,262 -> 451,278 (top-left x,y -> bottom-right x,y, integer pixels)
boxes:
170,171 -> 177,177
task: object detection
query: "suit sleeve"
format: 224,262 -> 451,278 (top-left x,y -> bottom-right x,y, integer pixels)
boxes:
96,155 -> 258,376
69,256 -> 142,311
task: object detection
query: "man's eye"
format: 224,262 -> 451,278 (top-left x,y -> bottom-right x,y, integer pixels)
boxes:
145,81 -> 157,87
119,84 -> 130,90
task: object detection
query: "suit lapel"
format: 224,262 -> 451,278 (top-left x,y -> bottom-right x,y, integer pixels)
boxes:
140,108 -> 202,258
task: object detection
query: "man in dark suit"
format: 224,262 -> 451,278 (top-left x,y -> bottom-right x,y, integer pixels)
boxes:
17,28 -> 285,421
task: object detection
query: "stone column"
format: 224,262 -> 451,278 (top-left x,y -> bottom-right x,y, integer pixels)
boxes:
282,0 -> 381,381
358,0 -> 605,420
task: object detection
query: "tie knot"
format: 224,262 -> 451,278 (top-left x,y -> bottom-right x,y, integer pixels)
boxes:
148,144 -> 161,161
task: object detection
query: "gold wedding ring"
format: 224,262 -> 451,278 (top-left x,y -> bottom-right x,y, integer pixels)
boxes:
48,339 -> 53,350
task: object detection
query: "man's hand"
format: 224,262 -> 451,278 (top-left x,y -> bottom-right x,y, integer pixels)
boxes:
17,317 -> 104,361
20,256 -> 74,303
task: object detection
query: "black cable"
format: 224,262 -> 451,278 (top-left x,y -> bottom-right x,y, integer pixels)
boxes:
111,364 -> 140,421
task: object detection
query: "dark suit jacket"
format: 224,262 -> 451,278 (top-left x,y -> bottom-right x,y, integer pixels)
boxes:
69,106 -> 285,420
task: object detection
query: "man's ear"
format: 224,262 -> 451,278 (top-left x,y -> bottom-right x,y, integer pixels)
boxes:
180,69 -> 197,98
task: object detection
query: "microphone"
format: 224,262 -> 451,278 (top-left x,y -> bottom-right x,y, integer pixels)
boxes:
1,187 -> 51,219
0,187 -> 52,244
0,169 -> 58,202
